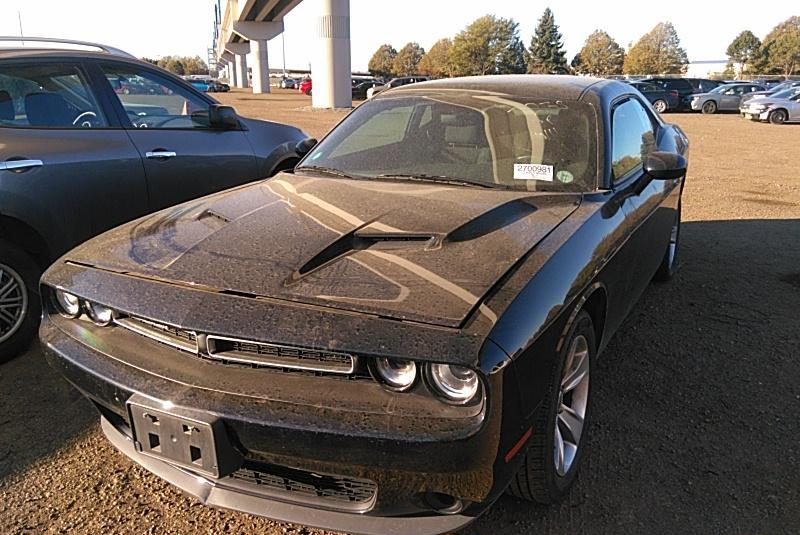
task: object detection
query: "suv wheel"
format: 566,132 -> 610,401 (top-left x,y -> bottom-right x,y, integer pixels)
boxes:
653,99 -> 668,113
0,240 -> 41,363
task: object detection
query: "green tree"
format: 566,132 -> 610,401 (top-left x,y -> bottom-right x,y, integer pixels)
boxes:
368,44 -> 397,78
418,38 -> 454,78
527,8 -> 569,74
573,30 -> 625,76
392,42 -> 426,76
726,30 -> 762,77
450,15 -> 526,76
761,17 -> 800,75
156,55 -> 207,75
623,22 -> 689,75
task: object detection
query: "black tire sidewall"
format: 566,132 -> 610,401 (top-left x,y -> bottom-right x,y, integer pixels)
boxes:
0,240 -> 42,362
702,101 -> 716,114
541,310 -> 596,497
769,110 -> 786,124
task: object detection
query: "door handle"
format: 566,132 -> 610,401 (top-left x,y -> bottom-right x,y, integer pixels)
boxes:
0,159 -> 44,171
145,151 -> 177,159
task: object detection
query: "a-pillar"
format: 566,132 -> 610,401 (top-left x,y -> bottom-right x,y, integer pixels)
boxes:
250,39 -> 270,94
312,0 -> 351,109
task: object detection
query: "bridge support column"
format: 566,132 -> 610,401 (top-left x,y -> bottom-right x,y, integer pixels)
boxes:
250,39 -> 270,94
312,0 -> 351,109
236,53 -> 249,88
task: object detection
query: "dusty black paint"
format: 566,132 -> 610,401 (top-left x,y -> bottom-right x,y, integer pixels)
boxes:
40,75 -> 689,534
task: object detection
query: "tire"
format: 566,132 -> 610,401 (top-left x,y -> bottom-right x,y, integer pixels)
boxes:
507,310 -> 595,504
653,203 -> 681,282
653,99 -> 668,113
768,109 -> 787,125
701,101 -> 717,114
0,240 -> 42,363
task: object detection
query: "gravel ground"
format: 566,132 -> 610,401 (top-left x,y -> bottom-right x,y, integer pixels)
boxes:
1,90 -> 799,535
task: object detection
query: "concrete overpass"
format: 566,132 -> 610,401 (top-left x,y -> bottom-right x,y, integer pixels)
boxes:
215,0 -> 352,108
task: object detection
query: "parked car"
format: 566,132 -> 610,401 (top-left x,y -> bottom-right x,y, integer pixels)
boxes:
366,76 -> 429,99
628,80 -> 680,112
646,77 -> 726,110
352,80 -> 378,100
739,80 -> 800,107
41,75 -> 688,534
190,80 -> 210,92
0,37 -> 310,361
298,78 -> 312,95
280,77 -> 297,89
740,86 -> 800,124
207,80 -> 230,93
689,82 -> 766,114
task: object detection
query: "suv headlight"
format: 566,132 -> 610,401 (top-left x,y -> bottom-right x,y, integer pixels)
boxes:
427,364 -> 480,403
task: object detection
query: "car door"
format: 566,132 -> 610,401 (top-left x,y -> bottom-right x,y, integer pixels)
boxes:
789,93 -> 800,121
94,61 -> 259,212
610,97 -> 680,305
719,86 -> 744,110
0,59 -> 148,256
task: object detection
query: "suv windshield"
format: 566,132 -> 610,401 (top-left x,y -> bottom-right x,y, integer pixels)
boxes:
298,91 -> 598,192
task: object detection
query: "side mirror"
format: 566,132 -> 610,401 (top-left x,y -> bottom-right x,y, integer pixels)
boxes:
209,104 -> 239,129
295,137 -> 318,157
644,151 -> 687,180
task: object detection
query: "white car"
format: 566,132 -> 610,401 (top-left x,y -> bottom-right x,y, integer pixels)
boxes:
740,87 -> 800,124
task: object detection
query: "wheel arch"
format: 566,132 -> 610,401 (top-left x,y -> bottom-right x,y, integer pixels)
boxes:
0,215 -> 52,268
556,283 -> 607,356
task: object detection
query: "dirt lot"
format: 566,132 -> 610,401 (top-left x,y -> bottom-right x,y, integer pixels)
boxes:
1,89 -> 799,535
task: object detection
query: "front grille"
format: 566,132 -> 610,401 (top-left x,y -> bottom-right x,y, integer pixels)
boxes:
228,463 -> 377,512
206,335 -> 355,374
114,317 -> 197,353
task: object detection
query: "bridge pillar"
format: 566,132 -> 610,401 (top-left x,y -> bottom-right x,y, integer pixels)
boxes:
312,0 -> 351,109
250,40 -> 270,94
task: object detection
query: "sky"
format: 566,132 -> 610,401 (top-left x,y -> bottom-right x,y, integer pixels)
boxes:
0,0 -> 796,72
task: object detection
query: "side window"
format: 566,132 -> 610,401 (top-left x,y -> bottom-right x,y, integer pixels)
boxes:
100,63 -> 210,129
0,63 -> 106,128
611,99 -> 657,181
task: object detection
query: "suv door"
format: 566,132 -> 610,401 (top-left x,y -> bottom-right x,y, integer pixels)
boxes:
0,59 -> 148,254
94,61 -> 259,212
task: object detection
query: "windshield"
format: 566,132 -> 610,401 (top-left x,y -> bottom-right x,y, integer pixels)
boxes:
771,87 -> 800,100
298,91 -> 599,192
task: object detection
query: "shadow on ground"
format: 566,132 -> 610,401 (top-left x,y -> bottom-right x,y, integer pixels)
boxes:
0,218 -> 798,535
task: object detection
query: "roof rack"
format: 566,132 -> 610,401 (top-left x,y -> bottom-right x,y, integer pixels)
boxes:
0,36 -> 135,59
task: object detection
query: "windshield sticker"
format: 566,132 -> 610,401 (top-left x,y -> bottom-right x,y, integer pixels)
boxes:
514,164 -> 554,181
556,170 -> 574,184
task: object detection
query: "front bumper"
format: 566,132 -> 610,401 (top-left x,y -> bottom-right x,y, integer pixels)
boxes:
41,315 -> 506,534
100,417 -> 475,535
689,99 -> 704,111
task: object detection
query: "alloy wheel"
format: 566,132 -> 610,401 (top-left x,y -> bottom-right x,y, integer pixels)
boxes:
654,99 -> 667,113
0,263 -> 28,344
554,334 -> 590,476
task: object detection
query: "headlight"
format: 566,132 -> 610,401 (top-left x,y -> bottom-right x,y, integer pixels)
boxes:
372,358 -> 417,391
85,301 -> 114,326
428,364 -> 480,403
54,290 -> 81,318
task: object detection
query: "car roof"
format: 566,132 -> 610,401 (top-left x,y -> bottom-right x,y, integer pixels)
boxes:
0,48 -> 139,62
391,74 -> 621,101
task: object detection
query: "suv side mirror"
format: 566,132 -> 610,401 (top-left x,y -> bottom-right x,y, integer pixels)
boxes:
209,104 -> 239,129
295,137 -> 318,157
644,151 -> 687,180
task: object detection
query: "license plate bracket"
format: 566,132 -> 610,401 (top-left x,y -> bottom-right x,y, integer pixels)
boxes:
127,394 -> 241,479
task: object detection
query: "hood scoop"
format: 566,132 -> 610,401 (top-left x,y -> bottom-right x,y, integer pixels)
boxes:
289,228 -> 439,284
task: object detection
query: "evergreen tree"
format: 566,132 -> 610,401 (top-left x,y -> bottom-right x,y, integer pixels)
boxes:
527,8 -> 569,74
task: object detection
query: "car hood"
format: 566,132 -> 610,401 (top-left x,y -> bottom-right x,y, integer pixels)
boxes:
65,174 -> 580,328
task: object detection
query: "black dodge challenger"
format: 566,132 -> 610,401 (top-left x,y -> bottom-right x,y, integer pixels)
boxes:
40,75 -> 688,534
